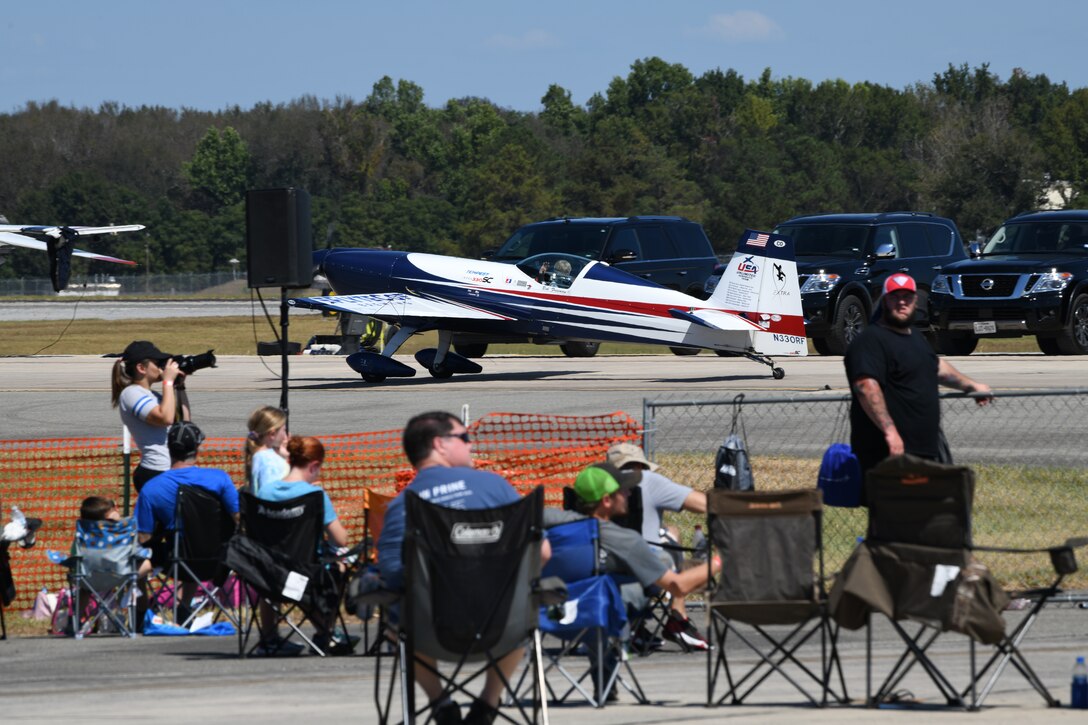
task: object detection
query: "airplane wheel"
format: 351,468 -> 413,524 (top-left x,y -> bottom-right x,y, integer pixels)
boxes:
361,373 -> 386,383
715,350 -> 740,357
453,343 -> 488,358
669,347 -> 700,356
560,341 -> 600,357
772,367 -> 785,380
429,365 -> 454,379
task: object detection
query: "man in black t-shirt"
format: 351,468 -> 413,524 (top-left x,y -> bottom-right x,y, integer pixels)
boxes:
844,274 -> 992,484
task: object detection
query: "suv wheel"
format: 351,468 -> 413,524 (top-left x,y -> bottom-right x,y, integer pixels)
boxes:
1036,335 -> 1063,355
669,347 -> 700,356
560,341 -> 600,358
827,294 -> 867,355
936,332 -> 979,356
453,343 -> 488,358
811,337 -> 833,356
1055,293 -> 1088,354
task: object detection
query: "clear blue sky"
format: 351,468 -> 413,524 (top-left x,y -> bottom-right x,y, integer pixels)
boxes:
3,1 -> 1086,113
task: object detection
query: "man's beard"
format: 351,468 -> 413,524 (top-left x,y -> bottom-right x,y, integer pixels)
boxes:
882,305 -> 913,330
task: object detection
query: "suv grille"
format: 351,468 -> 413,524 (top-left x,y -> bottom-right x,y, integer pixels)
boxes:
960,274 -> 1019,297
948,308 -> 1026,322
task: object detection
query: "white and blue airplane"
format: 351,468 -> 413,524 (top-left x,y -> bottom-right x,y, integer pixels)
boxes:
288,229 -> 806,382
0,222 -> 141,291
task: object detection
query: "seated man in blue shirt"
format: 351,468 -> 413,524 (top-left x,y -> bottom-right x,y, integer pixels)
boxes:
136,421 -> 239,619
378,411 -> 549,725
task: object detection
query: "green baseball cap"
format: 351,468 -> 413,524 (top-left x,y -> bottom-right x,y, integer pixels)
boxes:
573,461 -> 641,504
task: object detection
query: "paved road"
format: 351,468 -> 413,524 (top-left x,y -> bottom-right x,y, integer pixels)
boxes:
0,353 -> 1083,440
1,607 -> 1087,723
0,299 -> 289,321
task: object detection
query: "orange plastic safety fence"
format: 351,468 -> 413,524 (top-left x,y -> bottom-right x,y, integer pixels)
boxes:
0,411 -> 640,611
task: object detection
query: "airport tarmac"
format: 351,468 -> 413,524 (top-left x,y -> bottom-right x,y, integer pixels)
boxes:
1,607 -> 1087,723
0,352 -> 1083,439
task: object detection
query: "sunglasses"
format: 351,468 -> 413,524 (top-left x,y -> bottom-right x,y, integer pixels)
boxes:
442,432 -> 472,444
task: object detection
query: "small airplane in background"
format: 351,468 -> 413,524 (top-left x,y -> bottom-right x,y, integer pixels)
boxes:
288,229 -> 806,382
0,222 -> 142,291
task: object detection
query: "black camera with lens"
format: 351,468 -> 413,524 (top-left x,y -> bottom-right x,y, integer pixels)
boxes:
173,349 -> 217,375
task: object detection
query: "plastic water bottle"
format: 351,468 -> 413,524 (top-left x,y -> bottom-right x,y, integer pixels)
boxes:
11,505 -> 25,526
1072,656 -> 1088,709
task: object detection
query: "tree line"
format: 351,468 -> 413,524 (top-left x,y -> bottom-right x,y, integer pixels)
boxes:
1,58 -> 1085,281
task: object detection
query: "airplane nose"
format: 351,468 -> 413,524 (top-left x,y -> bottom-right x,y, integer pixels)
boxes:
320,248 -> 404,294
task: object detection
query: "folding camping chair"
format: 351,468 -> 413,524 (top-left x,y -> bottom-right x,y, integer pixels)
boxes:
228,490 -> 358,657
361,488 -> 395,654
706,488 -> 848,707
50,517 -> 145,638
830,454 -> 1086,710
533,517 -> 646,707
560,485 -> 681,656
361,487 -> 556,725
150,484 -> 238,629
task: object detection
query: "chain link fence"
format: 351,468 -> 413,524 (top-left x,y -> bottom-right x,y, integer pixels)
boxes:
0,272 -> 240,296
642,389 -> 1088,591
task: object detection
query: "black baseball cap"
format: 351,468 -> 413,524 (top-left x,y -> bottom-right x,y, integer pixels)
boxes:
121,340 -> 173,364
167,421 -> 205,460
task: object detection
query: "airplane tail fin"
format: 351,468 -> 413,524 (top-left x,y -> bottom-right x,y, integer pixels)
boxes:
709,229 -> 807,356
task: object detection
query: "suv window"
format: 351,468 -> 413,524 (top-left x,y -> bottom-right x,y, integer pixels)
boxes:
495,225 -> 608,260
605,227 -> 640,259
872,225 -> 899,255
896,224 -> 932,258
776,224 -> 869,256
670,222 -> 714,257
985,221 -> 1088,254
924,223 -> 955,255
632,226 -> 676,260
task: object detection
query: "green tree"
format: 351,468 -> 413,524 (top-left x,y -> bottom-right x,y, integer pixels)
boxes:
183,126 -> 251,208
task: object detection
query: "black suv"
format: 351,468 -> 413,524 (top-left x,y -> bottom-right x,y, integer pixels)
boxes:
769,212 -> 969,355
929,210 -> 1088,355
454,216 -> 718,357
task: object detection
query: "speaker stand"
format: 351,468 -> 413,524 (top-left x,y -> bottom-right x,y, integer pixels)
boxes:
279,286 -> 290,423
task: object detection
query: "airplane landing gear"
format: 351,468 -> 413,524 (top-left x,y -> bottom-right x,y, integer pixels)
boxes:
741,352 -> 787,379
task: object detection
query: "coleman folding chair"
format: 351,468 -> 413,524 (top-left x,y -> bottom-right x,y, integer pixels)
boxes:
831,454 -> 1086,710
362,487 -> 557,725
50,517 -> 145,638
148,484 -> 238,628
706,488 -> 848,707
228,490 -> 358,657
532,517 -> 646,707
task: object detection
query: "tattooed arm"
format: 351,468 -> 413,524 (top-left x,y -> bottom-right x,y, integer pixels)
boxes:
852,376 -> 904,455
937,358 -> 994,406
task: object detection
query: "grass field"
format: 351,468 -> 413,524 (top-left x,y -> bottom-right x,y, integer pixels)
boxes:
0,313 -> 1040,357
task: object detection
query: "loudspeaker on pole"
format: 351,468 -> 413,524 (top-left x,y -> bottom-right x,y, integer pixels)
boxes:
245,187 -> 314,288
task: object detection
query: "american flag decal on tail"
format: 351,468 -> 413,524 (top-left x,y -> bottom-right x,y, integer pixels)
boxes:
747,232 -> 769,248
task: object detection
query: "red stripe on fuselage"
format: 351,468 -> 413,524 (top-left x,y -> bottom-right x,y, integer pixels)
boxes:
449,285 -> 805,336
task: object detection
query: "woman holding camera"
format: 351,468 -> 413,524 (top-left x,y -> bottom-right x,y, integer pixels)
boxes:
110,340 -> 191,491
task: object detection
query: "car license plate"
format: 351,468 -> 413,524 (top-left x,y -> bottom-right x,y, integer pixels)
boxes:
973,321 -> 997,335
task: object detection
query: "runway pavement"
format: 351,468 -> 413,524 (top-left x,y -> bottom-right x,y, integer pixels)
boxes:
1,607 -> 1087,723
0,352 -> 1083,440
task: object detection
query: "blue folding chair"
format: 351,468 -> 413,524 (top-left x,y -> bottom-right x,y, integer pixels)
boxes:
535,518 -> 646,707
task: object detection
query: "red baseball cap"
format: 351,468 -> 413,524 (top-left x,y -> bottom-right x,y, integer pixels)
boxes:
883,274 -> 917,295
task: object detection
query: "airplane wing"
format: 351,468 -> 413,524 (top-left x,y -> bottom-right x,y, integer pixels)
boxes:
289,292 -> 514,321
0,224 -> 145,236
0,231 -> 137,264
